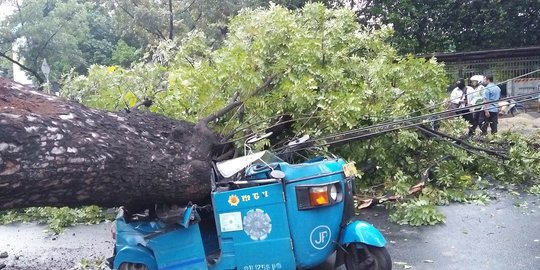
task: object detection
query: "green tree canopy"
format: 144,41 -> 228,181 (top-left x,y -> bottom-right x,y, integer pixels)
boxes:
104,0 -> 275,46
62,3 -> 540,225
1,0 -> 91,82
0,0 -> 143,83
0,0 -> 294,83
65,3 -> 447,127
359,0 -> 540,54
64,3 -> 450,190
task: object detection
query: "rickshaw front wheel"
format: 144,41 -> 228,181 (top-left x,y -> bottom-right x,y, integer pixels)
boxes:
345,244 -> 392,270
118,262 -> 149,270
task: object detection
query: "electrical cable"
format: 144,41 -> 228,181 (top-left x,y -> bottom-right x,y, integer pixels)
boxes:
220,69 -> 540,144
301,91 -> 538,143
419,68 -> 540,114
274,93 -> 540,153
418,126 -> 540,181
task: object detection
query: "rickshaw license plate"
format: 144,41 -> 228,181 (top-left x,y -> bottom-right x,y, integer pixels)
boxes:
343,162 -> 358,177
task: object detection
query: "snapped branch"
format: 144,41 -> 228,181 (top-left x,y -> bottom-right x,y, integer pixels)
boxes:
0,51 -> 43,84
416,125 -> 509,159
198,75 -> 276,127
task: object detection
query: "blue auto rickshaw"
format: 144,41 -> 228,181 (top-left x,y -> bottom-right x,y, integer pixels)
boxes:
110,150 -> 391,270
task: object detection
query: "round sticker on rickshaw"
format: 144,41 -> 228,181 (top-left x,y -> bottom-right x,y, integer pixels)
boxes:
243,208 -> 272,240
228,195 -> 240,206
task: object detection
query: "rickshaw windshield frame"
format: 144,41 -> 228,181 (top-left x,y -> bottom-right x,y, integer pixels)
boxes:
216,151 -> 283,178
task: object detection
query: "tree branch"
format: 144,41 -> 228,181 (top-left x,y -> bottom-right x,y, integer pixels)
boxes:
176,0 -> 197,33
32,25 -> 64,69
416,125 -> 509,159
180,0 -> 197,14
115,0 -> 167,40
168,0 -> 174,40
115,0 -> 135,19
190,10 -> 203,32
16,0 -> 25,26
0,51 -> 43,84
198,76 -> 275,126
155,29 -> 167,41
198,92 -> 241,126
128,89 -> 165,112
356,155 -> 453,209
128,99 -> 153,112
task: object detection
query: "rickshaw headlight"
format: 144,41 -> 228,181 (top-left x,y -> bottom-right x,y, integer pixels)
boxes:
330,184 -> 338,201
309,186 -> 329,206
296,181 -> 343,210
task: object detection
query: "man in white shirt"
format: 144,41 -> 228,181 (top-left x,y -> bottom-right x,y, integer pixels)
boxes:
467,75 -> 485,136
449,83 -> 463,111
449,79 -> 471,120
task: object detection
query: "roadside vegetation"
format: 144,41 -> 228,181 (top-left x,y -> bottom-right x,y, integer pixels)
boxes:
0,206 -> 113,234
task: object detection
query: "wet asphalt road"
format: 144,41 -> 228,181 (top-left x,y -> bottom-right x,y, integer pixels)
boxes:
359,192 -> 540,270
0,192 -> 538,270
0,222 -> 113,269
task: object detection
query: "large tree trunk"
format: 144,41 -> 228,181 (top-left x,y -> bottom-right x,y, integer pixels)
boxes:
0,78 -> 221,211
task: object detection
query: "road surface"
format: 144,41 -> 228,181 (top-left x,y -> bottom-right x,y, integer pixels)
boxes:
0,191 -> 538,269
360,191 -> 540,270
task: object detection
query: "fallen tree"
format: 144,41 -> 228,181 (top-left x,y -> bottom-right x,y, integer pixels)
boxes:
0,78 -> 229,210
3,4 -> 538,229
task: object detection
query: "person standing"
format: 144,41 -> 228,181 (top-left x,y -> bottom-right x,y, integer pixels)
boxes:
467,75 -> 485,136
449,79 -> 467,114
449,79 -> 472,122
479,74 -> 501,135
461,80 -> 474,122
535,83 -> 540,113
537,93 -> 540,113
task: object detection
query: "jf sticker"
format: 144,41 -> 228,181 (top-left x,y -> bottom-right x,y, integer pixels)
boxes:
310,225 -> 331,250
243,209 -> 272,240
228,195 -> 240,206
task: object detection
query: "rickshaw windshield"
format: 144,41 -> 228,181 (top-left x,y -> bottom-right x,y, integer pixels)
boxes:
216,151 -> 283,178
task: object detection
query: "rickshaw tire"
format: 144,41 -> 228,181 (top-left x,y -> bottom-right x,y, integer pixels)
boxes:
118,262 -> 149,270
345,244 -> 392,270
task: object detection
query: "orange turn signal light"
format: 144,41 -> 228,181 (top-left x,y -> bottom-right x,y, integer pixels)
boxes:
309,186 -> 329,206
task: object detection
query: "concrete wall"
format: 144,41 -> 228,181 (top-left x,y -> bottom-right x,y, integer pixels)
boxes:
507,78 -> 540,109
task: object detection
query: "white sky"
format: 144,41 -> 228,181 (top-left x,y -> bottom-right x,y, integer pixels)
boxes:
0,2 -> 16,20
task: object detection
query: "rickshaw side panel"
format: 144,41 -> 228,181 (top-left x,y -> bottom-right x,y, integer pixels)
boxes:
211,182 -> 296,270
280,160 -> 347,269
146,224 -> 208,270
114,217 -> 207,270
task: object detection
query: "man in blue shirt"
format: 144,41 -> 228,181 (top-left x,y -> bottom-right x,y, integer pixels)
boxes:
479,74 -> 501,135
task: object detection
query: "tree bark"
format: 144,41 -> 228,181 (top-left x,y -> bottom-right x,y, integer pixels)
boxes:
0,78 -> 220,211
168,0 -> 174,40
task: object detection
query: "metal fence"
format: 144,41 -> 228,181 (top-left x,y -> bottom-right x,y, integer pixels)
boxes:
421,46 -> 540,82
444,56 -> 540,82
421,47 -> 540,107
445,57 -> 540,108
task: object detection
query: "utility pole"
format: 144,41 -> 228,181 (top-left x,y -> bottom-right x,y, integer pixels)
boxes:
41,58 -> 50,93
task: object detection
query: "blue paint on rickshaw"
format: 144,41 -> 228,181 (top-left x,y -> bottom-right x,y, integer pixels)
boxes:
111,151 -> 390,270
